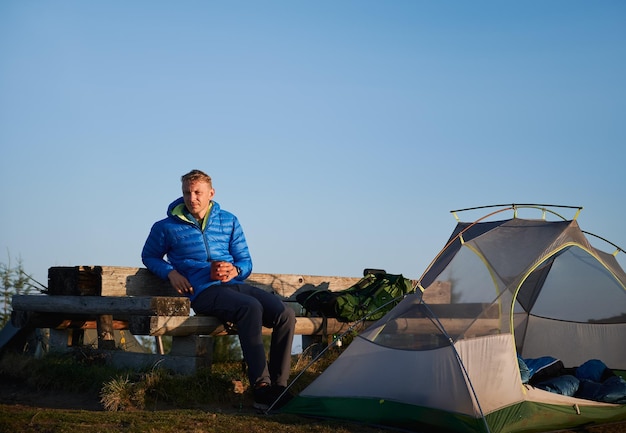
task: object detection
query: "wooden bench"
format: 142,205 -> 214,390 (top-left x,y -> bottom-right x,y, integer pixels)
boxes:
10,266 -> 388,373
13,266 -> 374,335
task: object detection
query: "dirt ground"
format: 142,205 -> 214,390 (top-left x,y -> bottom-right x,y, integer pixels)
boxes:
1,379 -> 625,433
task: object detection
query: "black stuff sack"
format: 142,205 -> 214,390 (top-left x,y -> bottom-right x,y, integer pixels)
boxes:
296,272 -> 415,323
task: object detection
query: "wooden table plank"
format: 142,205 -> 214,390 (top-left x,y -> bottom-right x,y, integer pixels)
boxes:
11,295 -> 190,316
129,315 -> 366,337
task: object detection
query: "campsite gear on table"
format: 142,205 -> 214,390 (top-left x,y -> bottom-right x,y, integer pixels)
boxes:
295,271 -> 415,322
284,204 -> 626,433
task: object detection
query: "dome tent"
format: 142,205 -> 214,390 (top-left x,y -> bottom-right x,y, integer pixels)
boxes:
284,204 -> 626,433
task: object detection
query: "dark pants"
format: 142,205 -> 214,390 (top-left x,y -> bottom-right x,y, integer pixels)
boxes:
191,283 -> 296,387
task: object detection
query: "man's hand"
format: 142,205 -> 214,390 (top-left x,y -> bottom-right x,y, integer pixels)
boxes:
210,261 -> 238,283
168,270 -> 194,295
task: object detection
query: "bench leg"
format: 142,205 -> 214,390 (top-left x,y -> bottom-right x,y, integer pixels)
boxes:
155,336 -> 164,355
97,314 -> 116,350
170,335 -> 214,363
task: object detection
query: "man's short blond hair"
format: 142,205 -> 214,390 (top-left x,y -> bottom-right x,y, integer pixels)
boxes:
181,169 -> 213,187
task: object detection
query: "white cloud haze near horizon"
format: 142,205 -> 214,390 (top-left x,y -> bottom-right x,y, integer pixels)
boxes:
1,1 -> 625,290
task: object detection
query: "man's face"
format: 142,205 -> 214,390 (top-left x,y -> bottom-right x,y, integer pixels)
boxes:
182,180 -> 214,219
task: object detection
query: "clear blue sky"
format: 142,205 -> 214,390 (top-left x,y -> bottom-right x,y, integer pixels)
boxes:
1,1 -> 625,289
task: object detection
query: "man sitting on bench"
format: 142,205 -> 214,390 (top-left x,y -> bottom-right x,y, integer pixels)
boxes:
142,169 -> 295,410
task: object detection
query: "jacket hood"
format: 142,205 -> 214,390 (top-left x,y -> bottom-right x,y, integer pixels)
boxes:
167,197 -> 220,223
167,197 -> 185,217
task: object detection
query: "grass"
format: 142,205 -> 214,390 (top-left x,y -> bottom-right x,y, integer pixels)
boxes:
2,346 -> 625,433
0,405 -> 389,433
0,344 -> 390,433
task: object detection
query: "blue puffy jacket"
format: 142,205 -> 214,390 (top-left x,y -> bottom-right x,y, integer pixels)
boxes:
141,198 -> 252,301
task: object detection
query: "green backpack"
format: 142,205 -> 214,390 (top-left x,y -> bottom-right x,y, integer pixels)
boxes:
296,272 -> 415,322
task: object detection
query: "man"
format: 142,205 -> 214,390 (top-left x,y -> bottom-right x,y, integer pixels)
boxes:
142,169 -> 295,410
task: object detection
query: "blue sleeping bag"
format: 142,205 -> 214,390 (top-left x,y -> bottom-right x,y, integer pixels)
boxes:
536,375 -> 580,397
576,359 -> 608,382
519,356 -> 626,403
581,376 -> 626,404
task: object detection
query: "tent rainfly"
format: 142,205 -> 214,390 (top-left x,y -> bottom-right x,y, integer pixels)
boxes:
284,204 -> 626,433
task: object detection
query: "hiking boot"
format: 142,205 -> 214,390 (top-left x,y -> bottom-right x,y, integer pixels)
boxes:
267,385 -> 294,411
252,383 -> 294,411
252,382 -> 272,410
